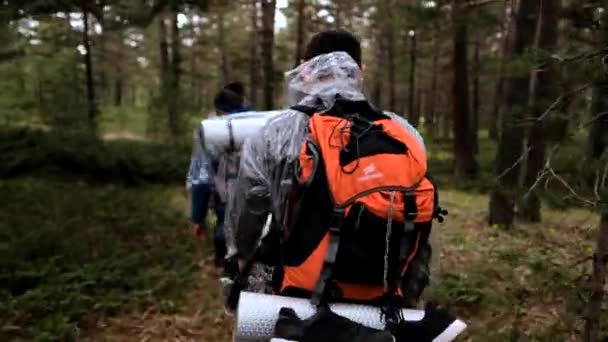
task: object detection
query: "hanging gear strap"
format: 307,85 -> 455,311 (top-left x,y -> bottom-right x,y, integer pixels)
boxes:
226,118 -> 236,152
377,190 -> 420,327
226,214 -> 273,311
426,173 -> 448,223
403,190 -> 418,229
311,207 -> 344,307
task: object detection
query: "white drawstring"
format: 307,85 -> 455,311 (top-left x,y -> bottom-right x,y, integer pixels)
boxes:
383,191 -> 396,291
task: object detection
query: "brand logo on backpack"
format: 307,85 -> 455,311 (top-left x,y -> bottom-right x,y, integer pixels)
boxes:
358,163 -> 383,182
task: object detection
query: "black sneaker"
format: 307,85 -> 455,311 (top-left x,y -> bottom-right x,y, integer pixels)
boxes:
213,238 -> 227,269
393,304 -> 466,342
223,255 -> 239,279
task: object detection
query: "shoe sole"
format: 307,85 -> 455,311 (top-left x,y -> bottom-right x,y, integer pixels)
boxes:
433,319 -> 467,342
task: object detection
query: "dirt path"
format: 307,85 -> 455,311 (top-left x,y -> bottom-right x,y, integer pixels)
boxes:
81,259 -> 233,342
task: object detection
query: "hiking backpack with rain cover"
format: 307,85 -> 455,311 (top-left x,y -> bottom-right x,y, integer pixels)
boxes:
273,101 -> 447,311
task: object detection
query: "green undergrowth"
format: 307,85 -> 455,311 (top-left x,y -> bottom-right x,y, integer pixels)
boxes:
427,136 -> 598,209
1,124 -> 605,341
0,178 -> 198,341
2,178 -> 604,341
0,126 -> 190,185
0,125 -> 592,206
426,190 -> 605,341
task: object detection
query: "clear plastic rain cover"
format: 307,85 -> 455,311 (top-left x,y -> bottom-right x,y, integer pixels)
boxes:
224,51 -> 440,295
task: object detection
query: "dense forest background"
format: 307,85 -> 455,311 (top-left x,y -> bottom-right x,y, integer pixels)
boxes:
1,0 -> 608,341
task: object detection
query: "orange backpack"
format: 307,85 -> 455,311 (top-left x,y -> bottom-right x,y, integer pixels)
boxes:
273,102 -> 446,307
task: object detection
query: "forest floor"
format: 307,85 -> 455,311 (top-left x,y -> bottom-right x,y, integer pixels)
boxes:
77,188 -> 601,342
1,128 -> 604,341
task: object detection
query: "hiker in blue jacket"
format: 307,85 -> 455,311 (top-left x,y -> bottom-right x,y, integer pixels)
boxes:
187,84 -> 250,268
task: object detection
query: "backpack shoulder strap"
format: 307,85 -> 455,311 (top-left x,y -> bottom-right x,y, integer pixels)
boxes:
311,207 -> 344,307
291,100 -> 388,121
290,105 -> 317,116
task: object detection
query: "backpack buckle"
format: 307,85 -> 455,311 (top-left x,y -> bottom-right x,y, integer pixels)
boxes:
433,206 -> 449,223
403,190 -> 418,222
329,208 -> 345,233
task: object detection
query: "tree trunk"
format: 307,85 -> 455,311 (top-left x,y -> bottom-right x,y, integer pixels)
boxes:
97,8 -> 108,104
338,0 -> 354,31
489,0 -> 540,227
249,0 -> 260,108
82,7 -> 98,134
168,5 -> 181,139
334,0 -> 342,28
294,0 -> 306,67
261,0 -> 276,110
113,30 -> 124,107
472,36 -> 480,156
36,63 -> 47,123
452,4 -> 477,179
415,88 -> 422,127
587,84 -> 608,160
159,14 -> 169,101
425,23 -> 439,140
408,30 -> 417,124
490,0 -> 513,141
546,64 -> 570,142
386,1 -> 396,112
130,84 -> 136,107
372,23 -> 385,108
114,72 -> 123,106
189,13 -> 198,107
217,3 -> 230,85
520,0 -> 559,223
587,10 -> 608,161
196,79 -> 202,109
584,211 -> 608,342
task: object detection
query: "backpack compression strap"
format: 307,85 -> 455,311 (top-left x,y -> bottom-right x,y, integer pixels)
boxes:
290,100 -> 388,120
226,118 -> 236,152
310,207 -> 344,307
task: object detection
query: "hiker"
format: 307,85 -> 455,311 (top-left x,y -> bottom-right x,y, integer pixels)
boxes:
222,29 -> 456,341
186,85 -> 249,268
223,29 -> 441,305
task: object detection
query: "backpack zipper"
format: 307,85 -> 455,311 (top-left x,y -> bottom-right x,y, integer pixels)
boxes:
336,179 -> 424,209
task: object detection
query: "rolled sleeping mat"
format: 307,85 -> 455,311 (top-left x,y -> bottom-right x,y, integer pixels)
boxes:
206,110 -> 282,120
200,110 -> 283,153
234,292 -> 467,342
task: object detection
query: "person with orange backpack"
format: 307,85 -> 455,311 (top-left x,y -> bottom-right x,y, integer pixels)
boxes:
222,30 -> 455,341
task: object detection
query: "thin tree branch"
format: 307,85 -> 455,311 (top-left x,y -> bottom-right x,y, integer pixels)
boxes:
581,111 -> 608,128
524,145 -> 560,198
547,167 -> 598,207
543,45 -> 608,66
532,84 -> 591,122
497,146 -> 532,180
